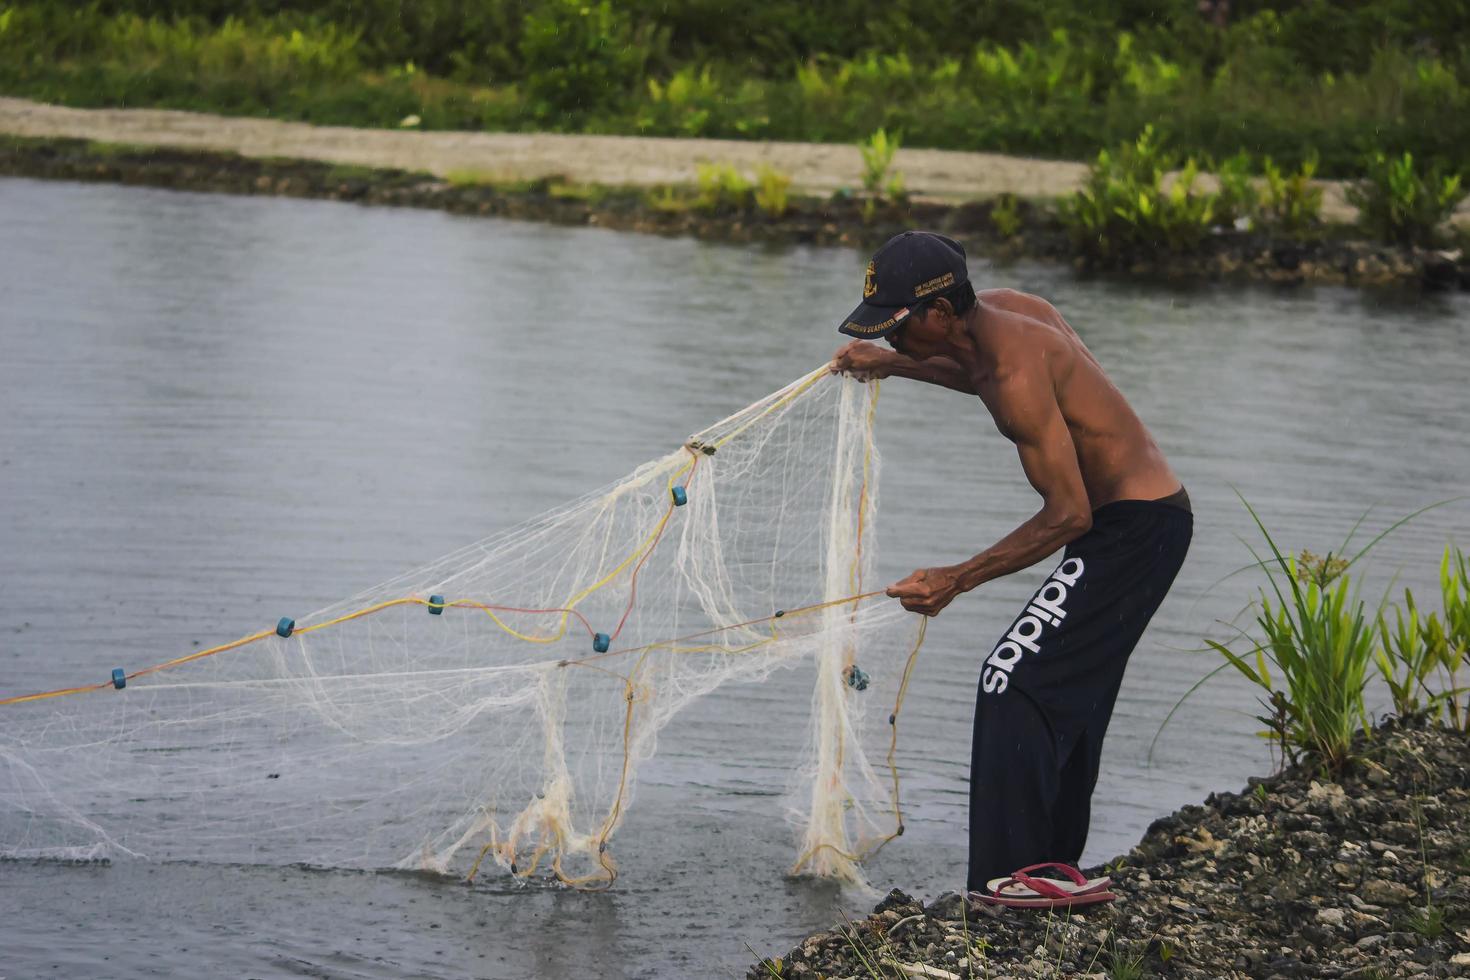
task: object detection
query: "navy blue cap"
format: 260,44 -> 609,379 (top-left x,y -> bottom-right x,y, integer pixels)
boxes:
837,231 -> 969,339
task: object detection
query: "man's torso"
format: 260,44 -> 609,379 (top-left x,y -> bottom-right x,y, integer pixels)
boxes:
969,289 -> 1180,508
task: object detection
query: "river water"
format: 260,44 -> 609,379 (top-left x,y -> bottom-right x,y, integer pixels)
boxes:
1,177 -> 1466,978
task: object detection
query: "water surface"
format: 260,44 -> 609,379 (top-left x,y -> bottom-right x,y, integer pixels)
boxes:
1,177 -> 1467,978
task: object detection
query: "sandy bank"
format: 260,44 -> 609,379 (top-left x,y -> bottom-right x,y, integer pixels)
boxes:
0,95 -> 1092,202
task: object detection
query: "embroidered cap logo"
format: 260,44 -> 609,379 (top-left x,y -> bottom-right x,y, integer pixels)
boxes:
863,261 -> 877,299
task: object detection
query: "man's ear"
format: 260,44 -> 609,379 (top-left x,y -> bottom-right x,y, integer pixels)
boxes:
934,297 -> 956,321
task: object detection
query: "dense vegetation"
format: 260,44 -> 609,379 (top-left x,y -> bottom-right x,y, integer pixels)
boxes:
2,1 -> 1468,177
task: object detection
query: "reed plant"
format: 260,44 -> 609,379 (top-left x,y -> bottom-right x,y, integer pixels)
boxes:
753,164 -> 791,218
1159,490 -> 1464,776
1200,498 -> 1437,774
644,184 -> 689,213
1377,590 -> 1440,719
989,193 -> 1023,238
1258,155 -> 1324,236
693,162 -> 752,212
1347,152 -> 1468,247
1210,547 -> 1376,775
1211,151 -> 1256,229
1434,546 -> 1470,730
858,128 -> 902,201
1060,126 -> 1216,263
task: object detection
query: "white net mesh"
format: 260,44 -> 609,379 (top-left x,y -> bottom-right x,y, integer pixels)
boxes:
0,370 -> 924,888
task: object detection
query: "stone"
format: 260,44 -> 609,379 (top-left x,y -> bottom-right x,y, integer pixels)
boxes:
926,892 -> 968,921
1316,908 -> 1348,929
1362,879 -> 1416,905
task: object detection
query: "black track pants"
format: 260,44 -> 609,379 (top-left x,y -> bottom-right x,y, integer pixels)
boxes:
966,496 -> 1192,892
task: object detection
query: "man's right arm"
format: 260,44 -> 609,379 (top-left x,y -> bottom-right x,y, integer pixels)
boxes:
884,353 -> 975,394
829,341 -> 975,395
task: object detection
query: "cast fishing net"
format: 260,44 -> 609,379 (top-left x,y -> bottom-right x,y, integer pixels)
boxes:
0,369 -> 924,889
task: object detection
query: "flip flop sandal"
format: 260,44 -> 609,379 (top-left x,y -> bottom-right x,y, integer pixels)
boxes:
983,862 -> 1112,899
970,886 -> 1118,910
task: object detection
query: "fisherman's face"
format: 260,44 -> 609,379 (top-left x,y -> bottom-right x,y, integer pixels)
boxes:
888,303 -> 950,360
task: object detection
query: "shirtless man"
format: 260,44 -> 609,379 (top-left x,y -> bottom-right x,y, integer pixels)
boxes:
829,231 -> 1192,898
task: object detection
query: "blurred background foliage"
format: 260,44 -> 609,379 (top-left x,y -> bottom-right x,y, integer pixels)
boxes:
2,0 -> 1467,177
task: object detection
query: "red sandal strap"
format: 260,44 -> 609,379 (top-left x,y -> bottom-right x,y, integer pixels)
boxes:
1011,862 -> 1088,886
1005,872 -> 1073,899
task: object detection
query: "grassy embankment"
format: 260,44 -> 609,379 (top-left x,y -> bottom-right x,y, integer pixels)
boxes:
2,1 -> 1468,179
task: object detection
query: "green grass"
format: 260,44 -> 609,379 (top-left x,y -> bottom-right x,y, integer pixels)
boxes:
1105,934 -> 1147,980
3,2 -> 1470,180
322,163 -> 377,182
80,140 -> 155,157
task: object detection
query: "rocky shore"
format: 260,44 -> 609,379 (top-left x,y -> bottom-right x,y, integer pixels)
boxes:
747,720 -> 1469,980
3,135 -> 1467,293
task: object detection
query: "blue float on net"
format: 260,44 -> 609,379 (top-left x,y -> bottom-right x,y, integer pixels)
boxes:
276,617 -> 295,638
671,486 -> 688,507
111,668 -> 126,690
845,665 -> 870,692
593,632 -> 611,653
428,595 -> 446,615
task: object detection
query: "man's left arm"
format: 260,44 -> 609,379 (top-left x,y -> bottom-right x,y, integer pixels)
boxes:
887,367 -> 1092,615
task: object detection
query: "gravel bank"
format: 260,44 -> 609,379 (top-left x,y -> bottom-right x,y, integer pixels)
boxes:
748,721 -> 1469,980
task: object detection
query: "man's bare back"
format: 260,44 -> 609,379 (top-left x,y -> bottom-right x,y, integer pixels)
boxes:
969,288 -> 1180,508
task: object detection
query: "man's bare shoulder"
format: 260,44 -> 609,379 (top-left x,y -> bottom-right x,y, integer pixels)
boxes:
978,287 -> 1098,375
977,287 -> 1066,327
975,289 -> 1071,369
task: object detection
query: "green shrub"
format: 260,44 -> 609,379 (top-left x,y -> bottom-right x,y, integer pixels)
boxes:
1060,126 -> 1216,262
858,127 -> 900,198
1211,151 -> 1257,229
1258,155 -> 1323,235
753,164 -> 791,218
645,184 -> 689,212
694,162 -> 751,212
638,65 -> 771,138
1347,152 -> 1468,247
989,193 -> 1022,238
518,0 -> 654,123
